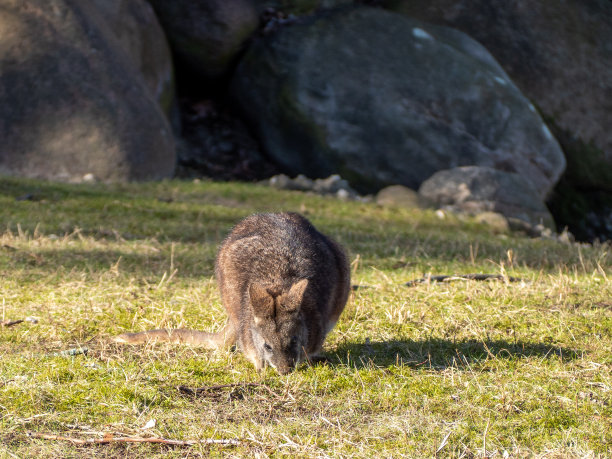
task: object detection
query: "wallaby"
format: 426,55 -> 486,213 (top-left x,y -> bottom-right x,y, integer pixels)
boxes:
113,212 -> 350,374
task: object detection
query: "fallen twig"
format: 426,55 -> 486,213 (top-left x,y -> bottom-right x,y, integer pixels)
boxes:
27,432 -> 240,447
405,273 -> 523,287
1,317 -> 38,328
351,284 -> 371,290
0,319 -> 24,327
178,382 -> 279,397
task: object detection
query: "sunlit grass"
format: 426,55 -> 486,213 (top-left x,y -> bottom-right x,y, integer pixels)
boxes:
0,176 -> 610,457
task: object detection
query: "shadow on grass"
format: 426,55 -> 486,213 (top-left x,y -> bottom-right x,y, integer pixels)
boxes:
325,338 -> 581,370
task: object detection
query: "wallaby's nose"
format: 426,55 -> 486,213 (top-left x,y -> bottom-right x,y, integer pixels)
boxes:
276,359 -> 296,374
276,365 -> 292,375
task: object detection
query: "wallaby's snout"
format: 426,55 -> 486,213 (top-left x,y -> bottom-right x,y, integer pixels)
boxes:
273,349 -> 301,375
276,364 -> 293,375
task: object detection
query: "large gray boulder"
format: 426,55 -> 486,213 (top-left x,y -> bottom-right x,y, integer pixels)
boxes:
0,0 -> 175,182
383,0 -> 612,165
381,0 -> 612,241
418,166 -> 555,229
231,7 -> 565,196
91,0 -> 175,114
147,0 -> 258,79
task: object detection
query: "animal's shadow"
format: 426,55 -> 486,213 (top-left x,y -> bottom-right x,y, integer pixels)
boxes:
321,338 -> 580,370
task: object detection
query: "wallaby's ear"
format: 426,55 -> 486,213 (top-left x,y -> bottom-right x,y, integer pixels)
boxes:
283,278 -> 309,312
249,283 -> 274,318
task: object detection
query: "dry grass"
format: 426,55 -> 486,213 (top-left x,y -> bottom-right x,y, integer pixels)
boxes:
0,177 -> 610,457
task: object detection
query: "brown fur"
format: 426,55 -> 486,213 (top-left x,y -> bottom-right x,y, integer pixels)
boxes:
113,212 -> 350,374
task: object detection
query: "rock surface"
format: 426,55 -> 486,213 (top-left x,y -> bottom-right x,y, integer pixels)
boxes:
231,7 -> 565,196
418,166 -> 555,229
383,0 -> 612,242
266,173 -> 359,199
90,0 -> 175,114
0,0 -> 175,182
147,0 -> 258,79
383,0 -> 612,164
253,0 -> 353,15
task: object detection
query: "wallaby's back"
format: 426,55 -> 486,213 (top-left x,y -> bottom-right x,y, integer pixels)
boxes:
114,212 -> 350,374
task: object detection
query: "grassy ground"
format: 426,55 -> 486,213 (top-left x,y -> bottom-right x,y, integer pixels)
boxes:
0,176 -> 610,458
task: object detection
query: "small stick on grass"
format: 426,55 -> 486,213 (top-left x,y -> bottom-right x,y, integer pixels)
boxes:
482,417 -> 491,457
0,319 -> 24,328
28,432 -> 240,447
405,273 -> 523,287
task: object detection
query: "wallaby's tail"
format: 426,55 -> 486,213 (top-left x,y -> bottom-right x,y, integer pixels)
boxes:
112,323 -> 236,349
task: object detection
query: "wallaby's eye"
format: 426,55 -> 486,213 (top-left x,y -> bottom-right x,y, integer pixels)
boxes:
264,343 -> 273,352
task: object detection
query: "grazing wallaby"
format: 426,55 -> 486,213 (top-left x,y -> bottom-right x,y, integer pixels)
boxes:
113,212 -> 350,374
